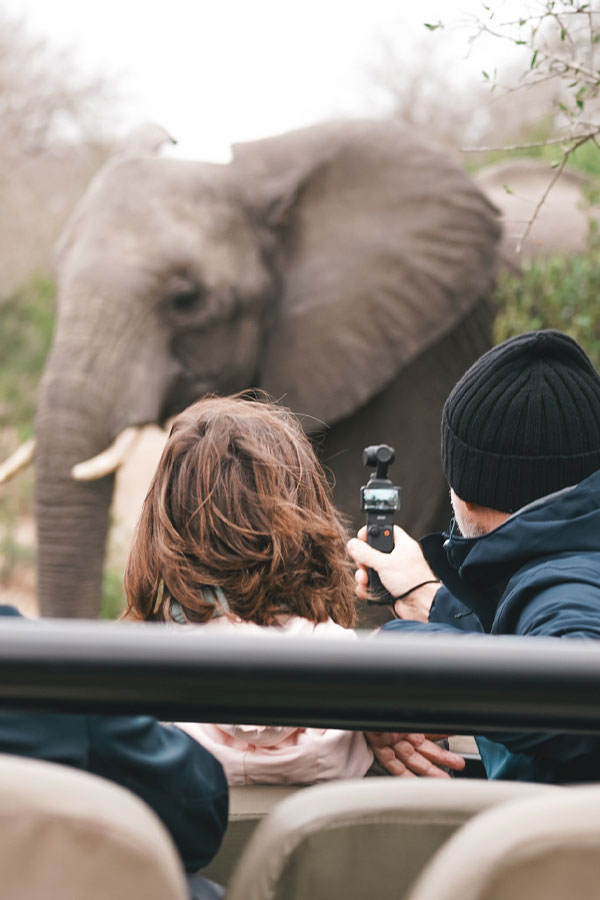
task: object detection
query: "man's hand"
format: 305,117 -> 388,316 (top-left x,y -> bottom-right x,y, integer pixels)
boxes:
365,732 -> 466,778
347,526 -> 438,621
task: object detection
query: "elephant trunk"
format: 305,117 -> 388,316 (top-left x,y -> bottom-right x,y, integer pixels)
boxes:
34,304 -> 167,617
35,376 -> 117,617
35,457 -> 115,619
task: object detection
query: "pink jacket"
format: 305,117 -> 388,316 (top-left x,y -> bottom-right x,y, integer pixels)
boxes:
176,615 -> 374,785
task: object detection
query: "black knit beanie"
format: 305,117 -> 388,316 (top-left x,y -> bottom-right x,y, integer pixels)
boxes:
441,330 -> 600,513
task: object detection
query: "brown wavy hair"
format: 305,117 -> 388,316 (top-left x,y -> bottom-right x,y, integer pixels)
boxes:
124,395 -> 356,627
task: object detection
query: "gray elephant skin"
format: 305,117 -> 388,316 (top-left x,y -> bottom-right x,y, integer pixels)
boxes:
35,119 -> 500,618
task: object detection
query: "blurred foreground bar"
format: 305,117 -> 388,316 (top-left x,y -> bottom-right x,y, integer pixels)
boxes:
0,619 -> 599,733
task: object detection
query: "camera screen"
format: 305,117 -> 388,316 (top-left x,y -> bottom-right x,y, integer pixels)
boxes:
361,487 -> 400,511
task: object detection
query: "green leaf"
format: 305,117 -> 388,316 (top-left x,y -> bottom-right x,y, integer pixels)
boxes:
503,184 -> 514,195
530,49 -> 539,69
482,70 -> 490,80
423,22 -> 441,31
561,28 -> 566,41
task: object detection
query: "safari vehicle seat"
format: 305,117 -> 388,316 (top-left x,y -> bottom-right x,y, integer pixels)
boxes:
0,752 -> 189,900
406,784 -> 600,900
199,742 -> 484,885
200,785 -> 306,884
221,778 -> 559,900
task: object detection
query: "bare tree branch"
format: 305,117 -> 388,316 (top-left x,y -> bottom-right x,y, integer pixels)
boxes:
463,127 -> 600,152
516,133 -> 593,254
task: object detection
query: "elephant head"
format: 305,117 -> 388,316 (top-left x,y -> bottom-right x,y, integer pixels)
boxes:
22,118 -> 500,617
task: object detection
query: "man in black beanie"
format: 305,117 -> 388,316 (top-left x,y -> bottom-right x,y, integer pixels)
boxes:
348,330 -> 600,783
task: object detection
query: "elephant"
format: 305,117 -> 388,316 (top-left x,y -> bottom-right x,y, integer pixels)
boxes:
474,159 -> 600,268
8,118 -> 501,618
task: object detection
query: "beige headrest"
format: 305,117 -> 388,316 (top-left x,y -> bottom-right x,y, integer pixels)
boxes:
224,777 -> 558,900
0,752 -> 188,900
407,784 -> 600,900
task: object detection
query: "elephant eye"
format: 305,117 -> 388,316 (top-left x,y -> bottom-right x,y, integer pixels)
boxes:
170,289 -> 203,314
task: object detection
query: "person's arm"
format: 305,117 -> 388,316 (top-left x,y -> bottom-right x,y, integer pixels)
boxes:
87,715 -> 228,872
381,586 -> 484,634
348,525 -> 441,621
480,578 -> 600,762
348,526 -> 483,634
0,709 -> 228,871
347,528 -> 481,775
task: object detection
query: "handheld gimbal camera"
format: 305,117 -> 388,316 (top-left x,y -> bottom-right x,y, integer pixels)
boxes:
360,444 -> 401,603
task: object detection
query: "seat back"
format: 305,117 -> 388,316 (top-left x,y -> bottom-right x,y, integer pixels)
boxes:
406,784 -> 600,900
224,777 -> 558,900
201,785 -> 305,884
0,753 -> 188,900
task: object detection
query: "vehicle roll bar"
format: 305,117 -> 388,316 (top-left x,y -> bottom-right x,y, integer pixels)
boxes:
0,619 -> 599,733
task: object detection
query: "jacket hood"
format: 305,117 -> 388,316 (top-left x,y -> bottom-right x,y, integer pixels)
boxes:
421,467 -> 600,627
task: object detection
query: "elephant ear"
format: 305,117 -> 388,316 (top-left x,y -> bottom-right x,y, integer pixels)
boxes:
114,123 -> 177,158
232,120 -> 501,429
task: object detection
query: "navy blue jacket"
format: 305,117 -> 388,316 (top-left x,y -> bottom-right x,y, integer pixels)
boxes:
0,606 -> 228,872
382,469 -> 600,782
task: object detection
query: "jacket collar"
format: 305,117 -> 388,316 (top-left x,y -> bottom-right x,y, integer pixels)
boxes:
420,469 -> 600,631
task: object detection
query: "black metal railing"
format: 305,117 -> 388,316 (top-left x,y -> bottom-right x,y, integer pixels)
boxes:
0,618 -> 599,733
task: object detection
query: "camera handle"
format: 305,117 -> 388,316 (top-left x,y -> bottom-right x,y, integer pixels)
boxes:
367,533 -> 395,602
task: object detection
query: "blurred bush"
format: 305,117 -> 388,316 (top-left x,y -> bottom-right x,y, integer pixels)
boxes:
100,569 -> 126,620
0,275 -> 52,561
0,276 -> 55,438
0,275 -> 124,617
494,229 -> 600,369
0,277 -> 52,610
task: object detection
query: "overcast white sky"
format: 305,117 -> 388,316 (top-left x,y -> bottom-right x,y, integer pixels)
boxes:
3,0 -> 523,160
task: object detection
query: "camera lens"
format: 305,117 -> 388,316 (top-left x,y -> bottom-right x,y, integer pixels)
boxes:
363,444 -> 395,467
375,445 -> 394,464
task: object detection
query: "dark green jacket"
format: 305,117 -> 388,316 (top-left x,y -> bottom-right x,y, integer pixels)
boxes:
382,469 -> 600,783
0,605 -> 228,872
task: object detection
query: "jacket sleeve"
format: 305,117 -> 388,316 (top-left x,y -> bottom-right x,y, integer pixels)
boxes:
485,577 -> 600,761
87,715 -> 228,872
0,709 -> 227,871
380,619 -> 461,634
512,578 -> 600,640
380,586 -> 485,635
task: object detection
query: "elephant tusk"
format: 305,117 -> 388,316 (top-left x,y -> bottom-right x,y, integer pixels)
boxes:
0,438 -> 36,484
71,427 -> 143,481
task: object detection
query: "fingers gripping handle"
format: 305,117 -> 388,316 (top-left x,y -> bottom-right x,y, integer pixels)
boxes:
366,515 -> 396,605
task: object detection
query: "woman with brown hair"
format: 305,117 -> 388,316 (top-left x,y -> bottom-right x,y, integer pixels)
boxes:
124,394 -> 373,784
